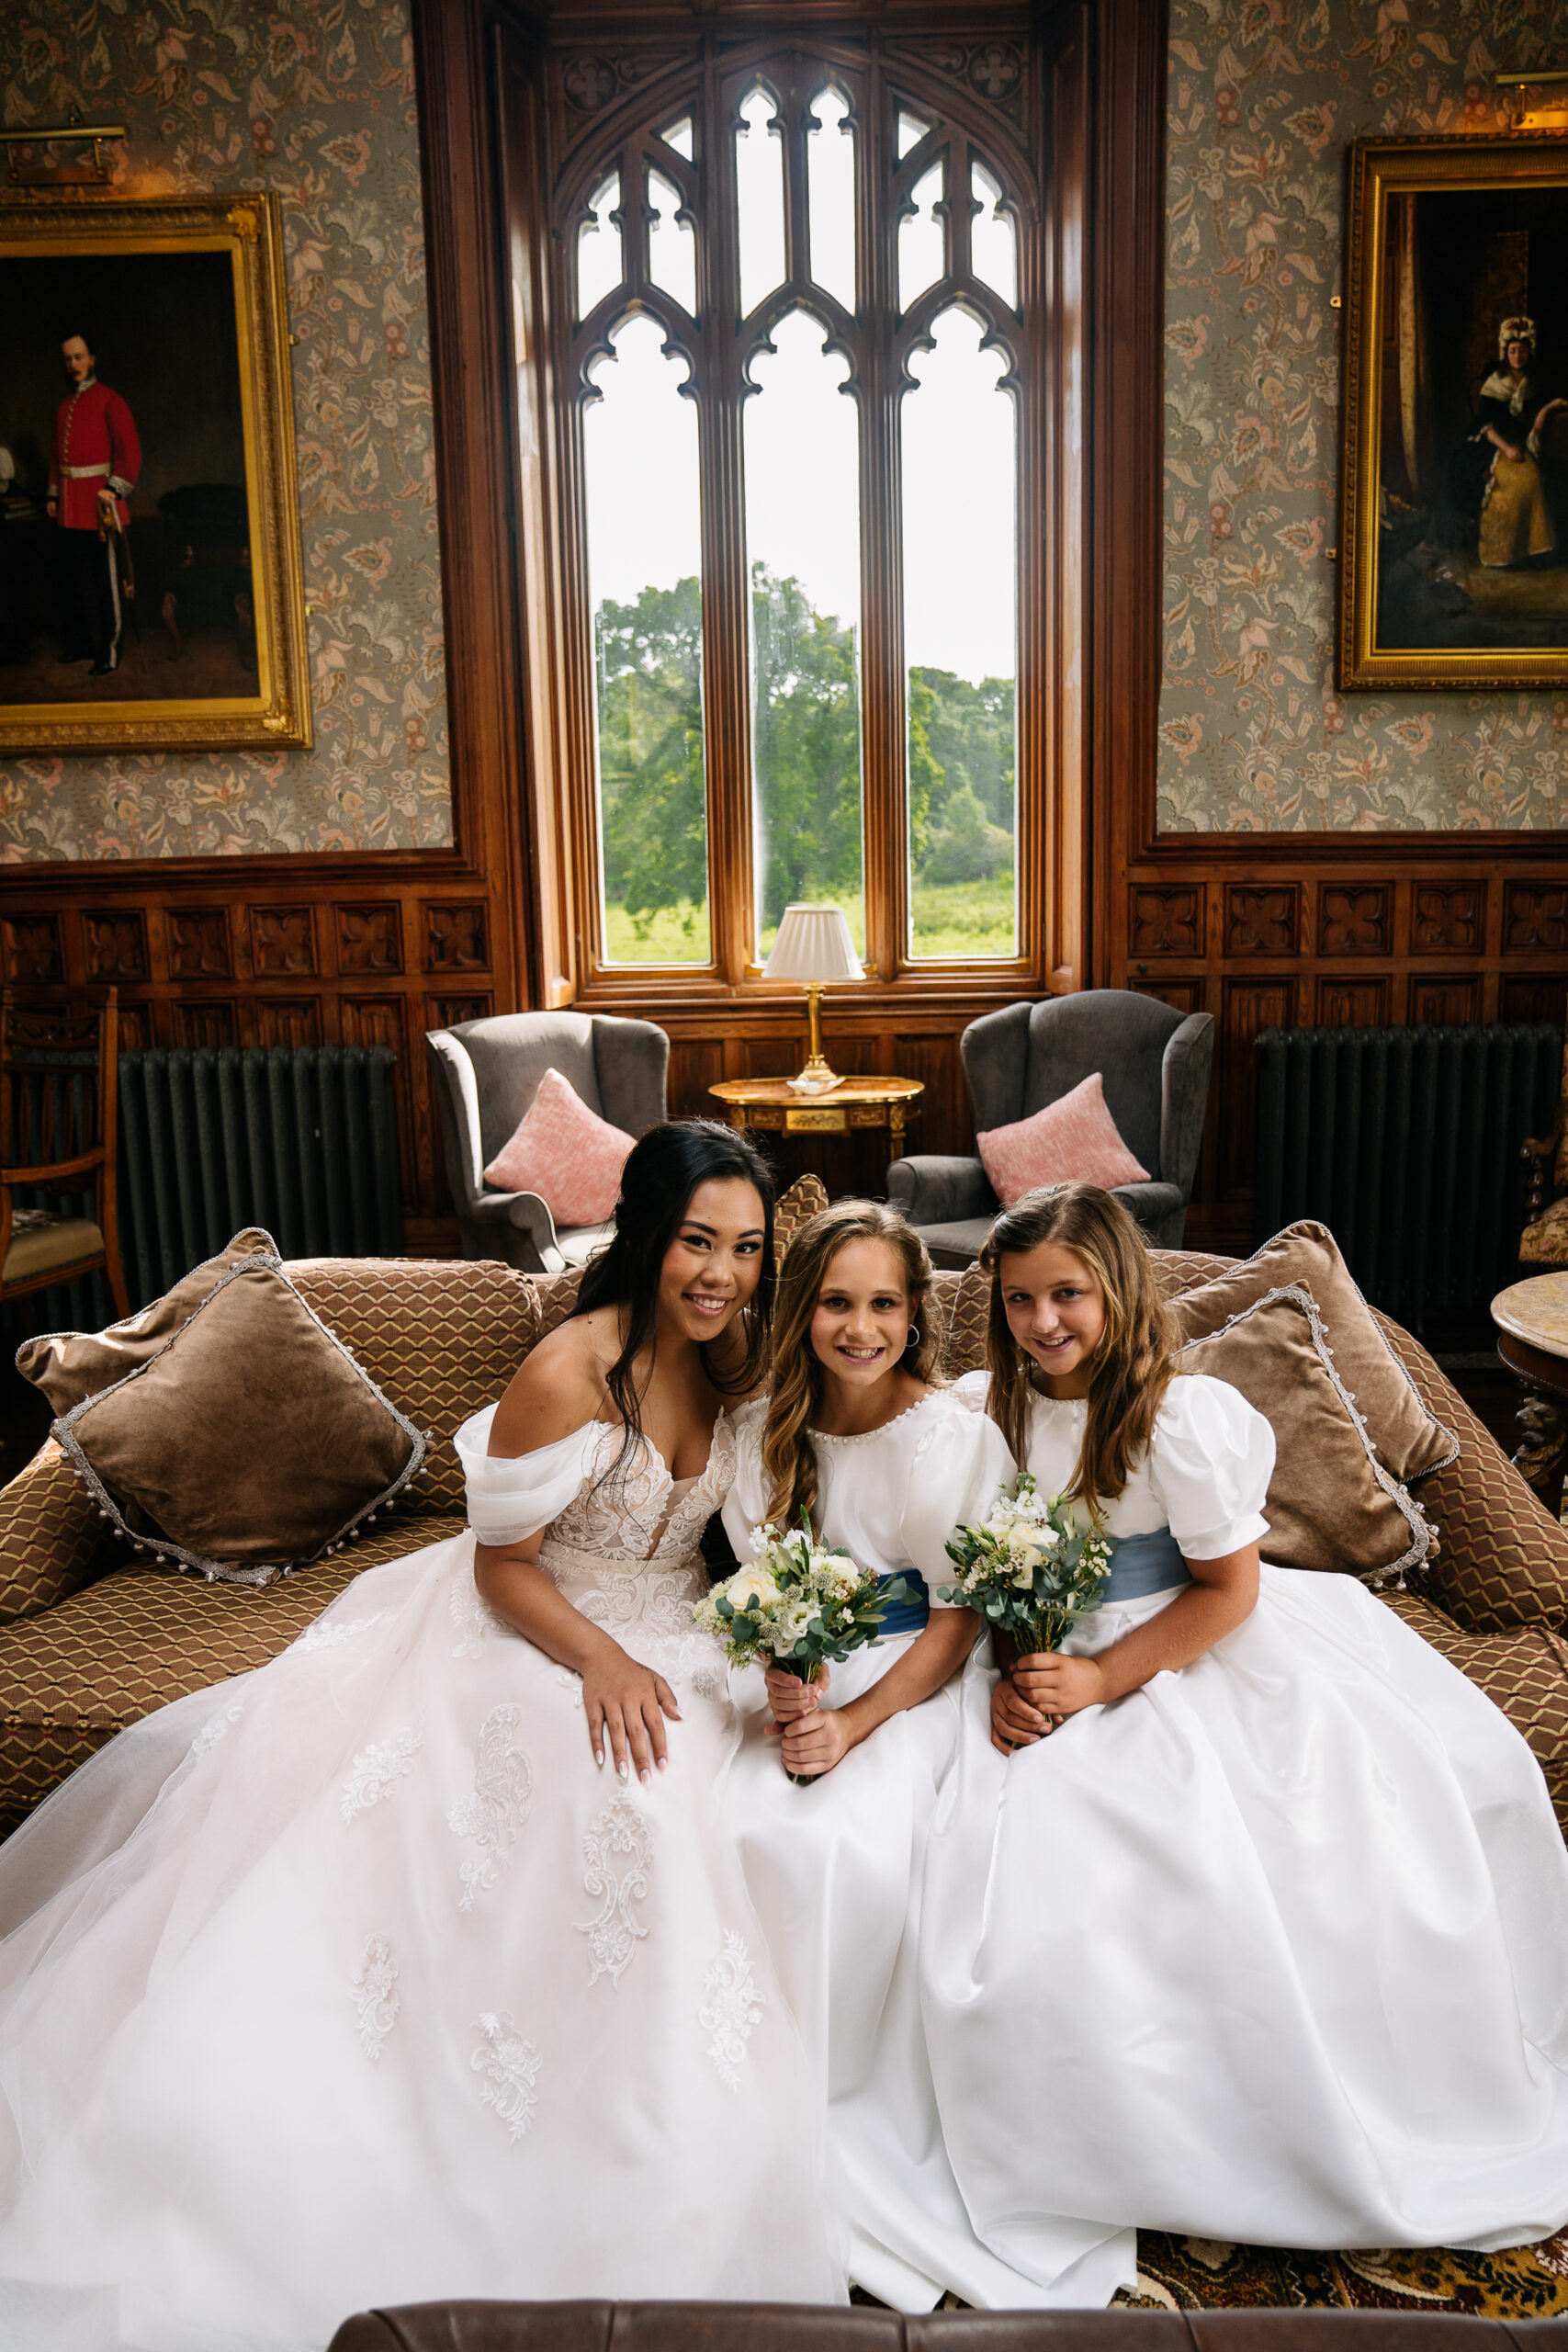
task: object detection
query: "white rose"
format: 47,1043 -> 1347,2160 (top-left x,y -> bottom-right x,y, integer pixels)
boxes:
728,1566 -> 782,1611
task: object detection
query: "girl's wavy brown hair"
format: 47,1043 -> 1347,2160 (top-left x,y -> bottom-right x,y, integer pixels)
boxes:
761,1200 -> 943,1532
980,1182 -> 1175,1514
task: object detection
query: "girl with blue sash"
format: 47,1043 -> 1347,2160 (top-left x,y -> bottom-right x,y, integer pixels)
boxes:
924,1182 -> 1568,2298
721,1200 -> 1055,2312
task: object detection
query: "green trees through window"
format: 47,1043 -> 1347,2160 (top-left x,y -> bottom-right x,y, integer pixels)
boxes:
598,567 -> 1014,964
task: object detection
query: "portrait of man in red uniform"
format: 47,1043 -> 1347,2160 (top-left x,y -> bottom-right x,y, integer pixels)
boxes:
47,333 -> 142,678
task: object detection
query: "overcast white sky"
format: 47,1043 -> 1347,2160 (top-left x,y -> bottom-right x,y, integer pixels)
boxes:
580,109 -> 1018,690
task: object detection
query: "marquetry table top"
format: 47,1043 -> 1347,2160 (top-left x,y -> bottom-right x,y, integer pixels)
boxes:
1492,1272 -> 1568,1364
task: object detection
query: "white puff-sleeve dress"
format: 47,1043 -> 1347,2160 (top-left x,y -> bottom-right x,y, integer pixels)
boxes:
920,1370 -> 1568,2293
718,1389 -> 1125,2312
0,1408 -> 842,2352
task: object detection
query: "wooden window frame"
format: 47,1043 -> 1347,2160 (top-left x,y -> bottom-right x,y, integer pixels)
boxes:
493,6 -> 1083,1028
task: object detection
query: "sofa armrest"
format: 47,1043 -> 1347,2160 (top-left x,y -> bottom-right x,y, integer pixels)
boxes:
465,1189 -> 566,1274
0,1438 -> 122,1623
886,1156 -> 996,1225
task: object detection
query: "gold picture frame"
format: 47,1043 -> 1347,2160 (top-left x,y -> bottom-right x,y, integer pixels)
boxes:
1339,133 -> 1568,692
0,193 -> 310,750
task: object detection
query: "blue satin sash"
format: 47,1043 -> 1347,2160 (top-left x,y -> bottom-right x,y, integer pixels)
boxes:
872,1570 -> 930,1639
1102,1527 -> 1191,1603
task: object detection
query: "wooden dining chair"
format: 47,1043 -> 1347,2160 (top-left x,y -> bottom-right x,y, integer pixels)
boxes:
1,987 -> 130,1321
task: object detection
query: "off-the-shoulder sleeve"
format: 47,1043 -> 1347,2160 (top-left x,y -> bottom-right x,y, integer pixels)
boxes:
1147,1374 -> 1273,1561
898,1396 -> 1017,1601
719,1396 -> 771,1565
453,1405 -> 603,1548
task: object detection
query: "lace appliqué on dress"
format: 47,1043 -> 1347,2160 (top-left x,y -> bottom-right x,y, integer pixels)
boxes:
189,1701 -> 243,1759
293,1612 -> 384,1656
471,2011 -> 541,2142
576,1794 -> 652,1987
341,1721 -> 425,1825
699,1930 -> 764,2092
350,1934 -> 400,2061
447,1704 -> 534,1911
450,1577 -> 510,1660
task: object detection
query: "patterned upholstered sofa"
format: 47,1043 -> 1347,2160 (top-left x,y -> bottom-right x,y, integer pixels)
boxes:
1,1247 -> 1565,1840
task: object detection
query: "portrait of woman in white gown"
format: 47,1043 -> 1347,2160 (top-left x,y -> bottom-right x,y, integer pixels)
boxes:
922,1182 -> 1568,2296
0,1122 -> 842,2352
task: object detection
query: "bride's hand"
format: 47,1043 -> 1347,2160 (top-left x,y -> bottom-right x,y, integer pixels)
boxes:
582,1649 -> 681,1782
1014,1652 -> 1105,1717
991,1673 -> 1051,1752
763,1662 -> 828,1722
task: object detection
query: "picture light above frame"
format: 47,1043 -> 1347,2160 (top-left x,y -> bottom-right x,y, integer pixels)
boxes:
0,192 -> 312,753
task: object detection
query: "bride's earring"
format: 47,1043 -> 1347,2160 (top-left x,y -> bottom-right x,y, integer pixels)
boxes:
907,1324 -> 921,1353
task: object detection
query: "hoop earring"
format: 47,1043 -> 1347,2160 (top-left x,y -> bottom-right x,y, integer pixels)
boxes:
907,1325 -> 921,1353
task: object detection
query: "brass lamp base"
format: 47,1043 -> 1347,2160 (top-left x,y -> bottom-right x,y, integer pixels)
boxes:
785,985 -> 842,1095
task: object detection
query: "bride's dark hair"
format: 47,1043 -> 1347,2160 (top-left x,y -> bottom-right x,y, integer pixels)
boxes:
573,1119 -> 776,1470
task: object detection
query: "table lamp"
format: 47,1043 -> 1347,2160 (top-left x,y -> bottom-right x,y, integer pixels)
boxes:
761,903 -> 864,1096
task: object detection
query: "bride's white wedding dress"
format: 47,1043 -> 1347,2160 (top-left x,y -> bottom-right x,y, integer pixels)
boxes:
0,1408 -> 842,2352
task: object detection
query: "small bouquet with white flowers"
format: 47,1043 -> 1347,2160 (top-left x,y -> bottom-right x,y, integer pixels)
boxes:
938,1472 -> 1112,1658
696,1514 -> 914,1782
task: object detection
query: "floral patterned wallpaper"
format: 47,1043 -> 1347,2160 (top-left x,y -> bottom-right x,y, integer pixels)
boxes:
1159,0 -> 1568,832
0,0 -> 452,860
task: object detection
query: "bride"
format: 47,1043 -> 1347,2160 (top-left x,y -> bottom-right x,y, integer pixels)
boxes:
0,1121 -> 842,2352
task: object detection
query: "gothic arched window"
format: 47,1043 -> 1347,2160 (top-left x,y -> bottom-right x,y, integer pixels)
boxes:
537,35 -> 1040,987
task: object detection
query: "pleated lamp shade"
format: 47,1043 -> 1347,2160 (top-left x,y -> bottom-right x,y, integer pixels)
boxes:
761,904 -> 864,985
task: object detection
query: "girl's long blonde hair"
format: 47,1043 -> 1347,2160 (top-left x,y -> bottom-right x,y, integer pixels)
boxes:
761,1200 -> 943,1532
981,1182 -> 1174,1512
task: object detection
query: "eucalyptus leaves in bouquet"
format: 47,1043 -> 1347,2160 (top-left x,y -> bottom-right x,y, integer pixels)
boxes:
939,1471 -> 1112,1656
695,1514 -> 914,1782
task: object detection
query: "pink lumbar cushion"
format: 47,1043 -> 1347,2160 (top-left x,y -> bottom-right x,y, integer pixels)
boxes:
482,1066 -> 634,1227
976,1072 -> 1151,1209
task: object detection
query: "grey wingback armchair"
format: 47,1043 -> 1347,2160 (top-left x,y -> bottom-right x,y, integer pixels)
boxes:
886,991 -> 1214,1266
426,1010 -> 669,1273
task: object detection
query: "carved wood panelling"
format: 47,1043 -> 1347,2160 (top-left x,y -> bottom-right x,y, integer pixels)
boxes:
82,910 -> 149,981
3,914 -> 64,981
1410,977 -> 1483,1027
1505,885 -> 1568,954
341,996 -> 407,1054
429,993 -> 493,1030
1132,978 -> 1201,1014
254,998 -> 324,1049
1220,981 -> 1294,1198
1224,886 -> 1297,957
1130,888 -> 1202,956
116,1001 -> 152,1050
249,907 -> 318,978
1412,884 -> 1484,955
171,1001 -> 239,1049
167,909 -> 232,980
336,905 -> 404,975
1317,978 -> 1389,1028
1501,976 -> 1568,1027
1318,886 -> 1389,957
423,901 -> 489,972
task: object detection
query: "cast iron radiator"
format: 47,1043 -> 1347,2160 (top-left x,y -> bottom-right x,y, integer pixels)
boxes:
118,1046 -> 403,1307
1253,1023 -> 1562,1332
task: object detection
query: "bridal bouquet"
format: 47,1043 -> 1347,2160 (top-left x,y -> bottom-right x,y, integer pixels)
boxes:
695,1516 -> 913,1782
938,1472 -> 1112,1657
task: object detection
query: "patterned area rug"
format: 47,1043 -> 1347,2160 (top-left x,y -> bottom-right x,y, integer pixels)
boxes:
1118,2232 -> 1568,2315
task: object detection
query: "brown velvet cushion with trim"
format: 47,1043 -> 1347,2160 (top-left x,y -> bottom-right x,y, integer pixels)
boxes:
17,1227 -> 279,1414
1178,1284 -> 1433,1587
1168,1222 -> 1456,1486
52,1250 -> 425,1586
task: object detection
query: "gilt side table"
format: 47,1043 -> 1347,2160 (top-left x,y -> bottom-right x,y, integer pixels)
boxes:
1491,1272 -> 1568,1518
707,1076 -> 924,1158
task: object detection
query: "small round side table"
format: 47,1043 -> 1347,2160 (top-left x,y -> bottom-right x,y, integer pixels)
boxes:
708,1076 -> 924,1157
1491,1272 -> 1568,1515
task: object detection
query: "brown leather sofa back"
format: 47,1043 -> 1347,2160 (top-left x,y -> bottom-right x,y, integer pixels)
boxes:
327,2302 -> 1568,2352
